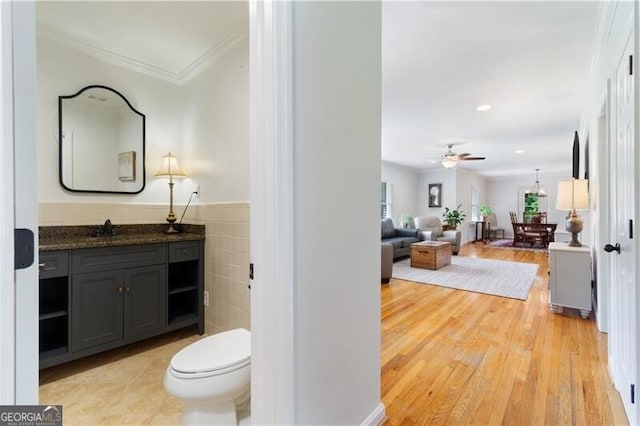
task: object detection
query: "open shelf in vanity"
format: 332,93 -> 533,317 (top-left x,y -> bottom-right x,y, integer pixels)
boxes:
167,241 -> 203,329
39,251 -> 70,365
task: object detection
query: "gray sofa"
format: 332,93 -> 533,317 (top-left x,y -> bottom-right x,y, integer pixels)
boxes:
381,218 -> 421,259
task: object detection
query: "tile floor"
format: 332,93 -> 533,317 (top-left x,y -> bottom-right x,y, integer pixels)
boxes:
39,328 -> 202,425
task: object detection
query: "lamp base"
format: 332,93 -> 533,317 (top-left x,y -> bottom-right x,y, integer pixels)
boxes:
165,214 -> 180,234
568,233 -> 582,247
565,211 -> 583,247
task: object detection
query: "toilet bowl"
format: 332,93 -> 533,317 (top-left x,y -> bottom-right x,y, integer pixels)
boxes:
164,328 -> 251,425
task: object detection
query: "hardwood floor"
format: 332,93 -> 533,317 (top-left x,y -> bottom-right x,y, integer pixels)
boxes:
381,243 -> 628,425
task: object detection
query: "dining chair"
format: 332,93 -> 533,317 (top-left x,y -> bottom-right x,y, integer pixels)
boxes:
510,211 -> 537,247
488,213 -> 505,239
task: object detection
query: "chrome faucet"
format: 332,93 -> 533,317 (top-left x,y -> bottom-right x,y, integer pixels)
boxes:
103,219 -> 114,236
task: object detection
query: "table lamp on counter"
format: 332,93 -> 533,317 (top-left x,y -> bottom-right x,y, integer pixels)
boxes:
556,178 -> 589,247
155,152 -> 185,234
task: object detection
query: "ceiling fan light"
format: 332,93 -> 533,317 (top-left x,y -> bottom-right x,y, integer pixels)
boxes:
442,156 -> 457,169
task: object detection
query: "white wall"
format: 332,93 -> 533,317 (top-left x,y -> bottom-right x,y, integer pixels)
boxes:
381,161 -> 418,224
418,169 -> 456,219
292,1 -> 382,423
181,38 -> 249,203
455,169 -> 488,243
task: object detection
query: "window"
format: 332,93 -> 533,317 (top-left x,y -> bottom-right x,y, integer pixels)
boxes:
518,186 -> 548,223
523,193 -> 547,223
470,186 -> 479,222
381,182 -> 392,219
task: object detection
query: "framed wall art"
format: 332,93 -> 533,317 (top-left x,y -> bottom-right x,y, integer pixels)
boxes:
118,151 -> 136,181
428,183 -> 442,208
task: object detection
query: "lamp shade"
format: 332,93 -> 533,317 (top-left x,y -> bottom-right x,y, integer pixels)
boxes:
556,178 -> 589,211
155,152 -> 185,178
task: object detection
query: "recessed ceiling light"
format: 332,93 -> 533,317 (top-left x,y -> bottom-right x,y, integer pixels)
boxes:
476,104 -> 492,112
514,149 -> 525,154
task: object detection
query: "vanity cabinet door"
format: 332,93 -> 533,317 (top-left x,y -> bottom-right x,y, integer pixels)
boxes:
124,264 -> 167,339
71,270 -> 124,351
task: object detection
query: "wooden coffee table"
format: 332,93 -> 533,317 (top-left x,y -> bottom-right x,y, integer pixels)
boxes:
410,241 -> 452,270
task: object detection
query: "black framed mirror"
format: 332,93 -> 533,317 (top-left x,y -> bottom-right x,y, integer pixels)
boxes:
59,85 -> 146,194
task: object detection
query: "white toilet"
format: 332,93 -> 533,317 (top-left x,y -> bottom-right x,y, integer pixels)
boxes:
164,328 -> 251,425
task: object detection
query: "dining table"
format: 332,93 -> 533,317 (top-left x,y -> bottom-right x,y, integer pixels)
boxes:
513,222 -> 558,247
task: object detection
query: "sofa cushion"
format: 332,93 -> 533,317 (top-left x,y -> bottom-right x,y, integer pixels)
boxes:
401,237 -> 419,247
395,228 -> 419,238
382,237 -> 405,250
381,218 -> 396,239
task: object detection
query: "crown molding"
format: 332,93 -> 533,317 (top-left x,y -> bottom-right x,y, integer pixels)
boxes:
177,27 -> 247,85
37,24 -> 248,85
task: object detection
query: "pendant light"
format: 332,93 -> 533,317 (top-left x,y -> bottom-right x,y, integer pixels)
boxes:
526,168 -> 547,197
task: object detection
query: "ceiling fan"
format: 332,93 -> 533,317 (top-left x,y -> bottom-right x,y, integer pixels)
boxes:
441,144 -> 486,169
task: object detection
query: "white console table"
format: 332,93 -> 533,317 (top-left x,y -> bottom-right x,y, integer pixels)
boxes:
548,242 -> 592,318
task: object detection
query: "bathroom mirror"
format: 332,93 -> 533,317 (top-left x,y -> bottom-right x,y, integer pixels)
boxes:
59,85 -> 146,193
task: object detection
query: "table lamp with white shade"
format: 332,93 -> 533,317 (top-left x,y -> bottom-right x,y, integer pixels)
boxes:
155,152 -> 185,234
556,178 -> 589,247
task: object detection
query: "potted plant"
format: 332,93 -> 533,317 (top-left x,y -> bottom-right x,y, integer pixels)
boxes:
400,213 -> 414,229
442,204 -> 466,230
479,205 -> 492,222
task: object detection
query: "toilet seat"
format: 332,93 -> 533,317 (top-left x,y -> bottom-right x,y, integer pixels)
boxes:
169,328 -> 251,379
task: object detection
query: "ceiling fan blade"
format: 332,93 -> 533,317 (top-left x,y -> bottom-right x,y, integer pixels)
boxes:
457,153 -> 471,158
459,156 -> 486,161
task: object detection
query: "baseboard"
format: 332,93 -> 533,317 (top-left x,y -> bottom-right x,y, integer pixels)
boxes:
361,402 -> 386,426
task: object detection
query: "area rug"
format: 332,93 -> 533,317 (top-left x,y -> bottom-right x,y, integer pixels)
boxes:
489,238 -> 547,251
392,256 -> 539,300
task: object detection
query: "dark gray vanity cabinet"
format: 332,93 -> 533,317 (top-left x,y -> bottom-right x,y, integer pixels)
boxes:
39,238 -> 203,369
71,265 -> 167,352
71,244 -> 167,352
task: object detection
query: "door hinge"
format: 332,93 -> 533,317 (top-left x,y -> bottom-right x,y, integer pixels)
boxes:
630,55 -> 634,76
632,384 -> 635,404
248,263 -> 254,289
14,228 -> 34,270
630,219 -> 634,239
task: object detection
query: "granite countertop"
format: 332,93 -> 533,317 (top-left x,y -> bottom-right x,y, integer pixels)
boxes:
39,223 -> 205,251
